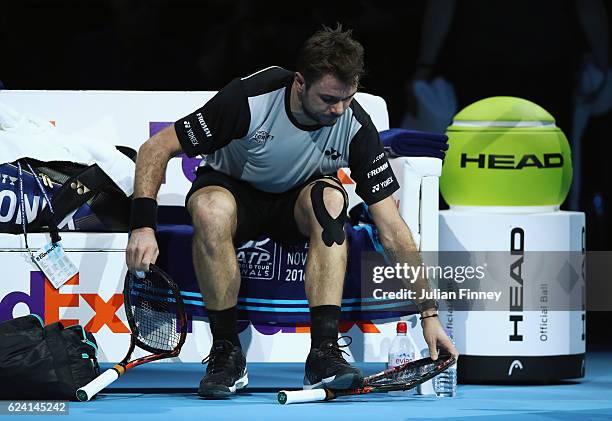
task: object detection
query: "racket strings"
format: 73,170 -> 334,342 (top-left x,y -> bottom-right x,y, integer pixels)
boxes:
128,275 -> 183,352
367,361 -> 438,386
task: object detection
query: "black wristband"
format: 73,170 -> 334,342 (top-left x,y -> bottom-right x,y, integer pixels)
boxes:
130,197 -> 158,231
419,314 -> 439,321
417,299 -> 439,313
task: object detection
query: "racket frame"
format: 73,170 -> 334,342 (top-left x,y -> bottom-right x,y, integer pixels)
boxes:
76,265 -> 188,401
278,354 -> 456,404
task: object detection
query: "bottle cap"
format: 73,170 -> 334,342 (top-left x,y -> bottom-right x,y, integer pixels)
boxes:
396,321 -> 407,334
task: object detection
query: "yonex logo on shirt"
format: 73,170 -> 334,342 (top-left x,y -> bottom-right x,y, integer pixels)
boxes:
325,148 -> 341,160
196,112 -> 213,138
371,176 -> 394,193
183,121 -> 199,146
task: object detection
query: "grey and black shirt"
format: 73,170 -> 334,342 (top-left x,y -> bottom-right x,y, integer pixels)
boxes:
175,66 -> 398,205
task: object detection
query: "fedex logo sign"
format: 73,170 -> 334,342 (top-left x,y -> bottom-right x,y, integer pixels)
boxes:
0,271 -> 379,336
0,271 -> 129,333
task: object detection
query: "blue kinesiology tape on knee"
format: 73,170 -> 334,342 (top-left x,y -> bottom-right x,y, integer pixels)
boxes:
310,181 -> 348,247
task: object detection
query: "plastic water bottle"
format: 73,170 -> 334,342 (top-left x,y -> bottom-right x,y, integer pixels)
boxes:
433,336 -> 457,397
387,321 -> 417,395
388,321 -> 416,368
416,349 -> 436,395
433,363 -> 457,397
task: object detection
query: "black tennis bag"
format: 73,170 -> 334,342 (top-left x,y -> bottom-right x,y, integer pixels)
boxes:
0,315 -> 100,400
0,153 -> 134,234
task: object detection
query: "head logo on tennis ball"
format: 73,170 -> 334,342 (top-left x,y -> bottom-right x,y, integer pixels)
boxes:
440,97 -> 572,208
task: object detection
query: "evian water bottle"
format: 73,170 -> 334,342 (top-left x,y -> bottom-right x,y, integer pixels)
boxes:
387,321 -> 417,395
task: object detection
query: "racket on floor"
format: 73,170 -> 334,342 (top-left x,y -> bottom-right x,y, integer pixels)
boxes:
76,264 -> 188,401
278,354 -> 455,405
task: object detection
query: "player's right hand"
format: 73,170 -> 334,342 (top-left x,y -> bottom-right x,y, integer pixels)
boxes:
421,314 -> 459,361
126,227 -> 159,273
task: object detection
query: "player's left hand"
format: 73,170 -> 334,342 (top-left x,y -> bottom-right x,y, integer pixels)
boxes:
421,314 -> 459,361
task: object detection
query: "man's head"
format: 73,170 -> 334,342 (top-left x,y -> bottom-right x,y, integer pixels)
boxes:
295,25 -> 365,126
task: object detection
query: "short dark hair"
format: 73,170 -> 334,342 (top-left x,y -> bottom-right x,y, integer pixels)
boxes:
296,24 -> 365,87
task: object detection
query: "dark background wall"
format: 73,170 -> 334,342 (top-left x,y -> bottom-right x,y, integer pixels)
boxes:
0,0 -> 609,349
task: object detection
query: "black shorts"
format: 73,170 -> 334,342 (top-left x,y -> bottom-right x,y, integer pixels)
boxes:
185,166 -> 342,247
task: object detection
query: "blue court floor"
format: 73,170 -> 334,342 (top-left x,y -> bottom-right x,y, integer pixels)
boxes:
2,352 -> 611,421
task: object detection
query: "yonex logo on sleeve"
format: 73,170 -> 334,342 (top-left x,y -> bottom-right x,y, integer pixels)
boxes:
196,112 -> 213,138
183,120 -> 199,146
371,176 -> 394,193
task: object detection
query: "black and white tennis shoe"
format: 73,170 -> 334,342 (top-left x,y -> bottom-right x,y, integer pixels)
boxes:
198,340 -> 248,398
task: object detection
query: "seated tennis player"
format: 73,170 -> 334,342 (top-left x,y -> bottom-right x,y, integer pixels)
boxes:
126,25 -> 458,398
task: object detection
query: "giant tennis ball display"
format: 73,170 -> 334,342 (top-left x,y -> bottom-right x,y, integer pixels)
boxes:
440,97 -> 573,207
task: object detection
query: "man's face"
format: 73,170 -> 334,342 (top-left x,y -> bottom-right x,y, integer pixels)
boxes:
299,74 -> 358,126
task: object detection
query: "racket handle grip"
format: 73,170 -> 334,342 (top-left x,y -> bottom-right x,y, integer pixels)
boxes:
278,389 -> 328,405
76,367 -> 121,401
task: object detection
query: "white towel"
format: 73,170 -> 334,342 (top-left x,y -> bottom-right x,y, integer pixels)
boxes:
0,101 -> 134,196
